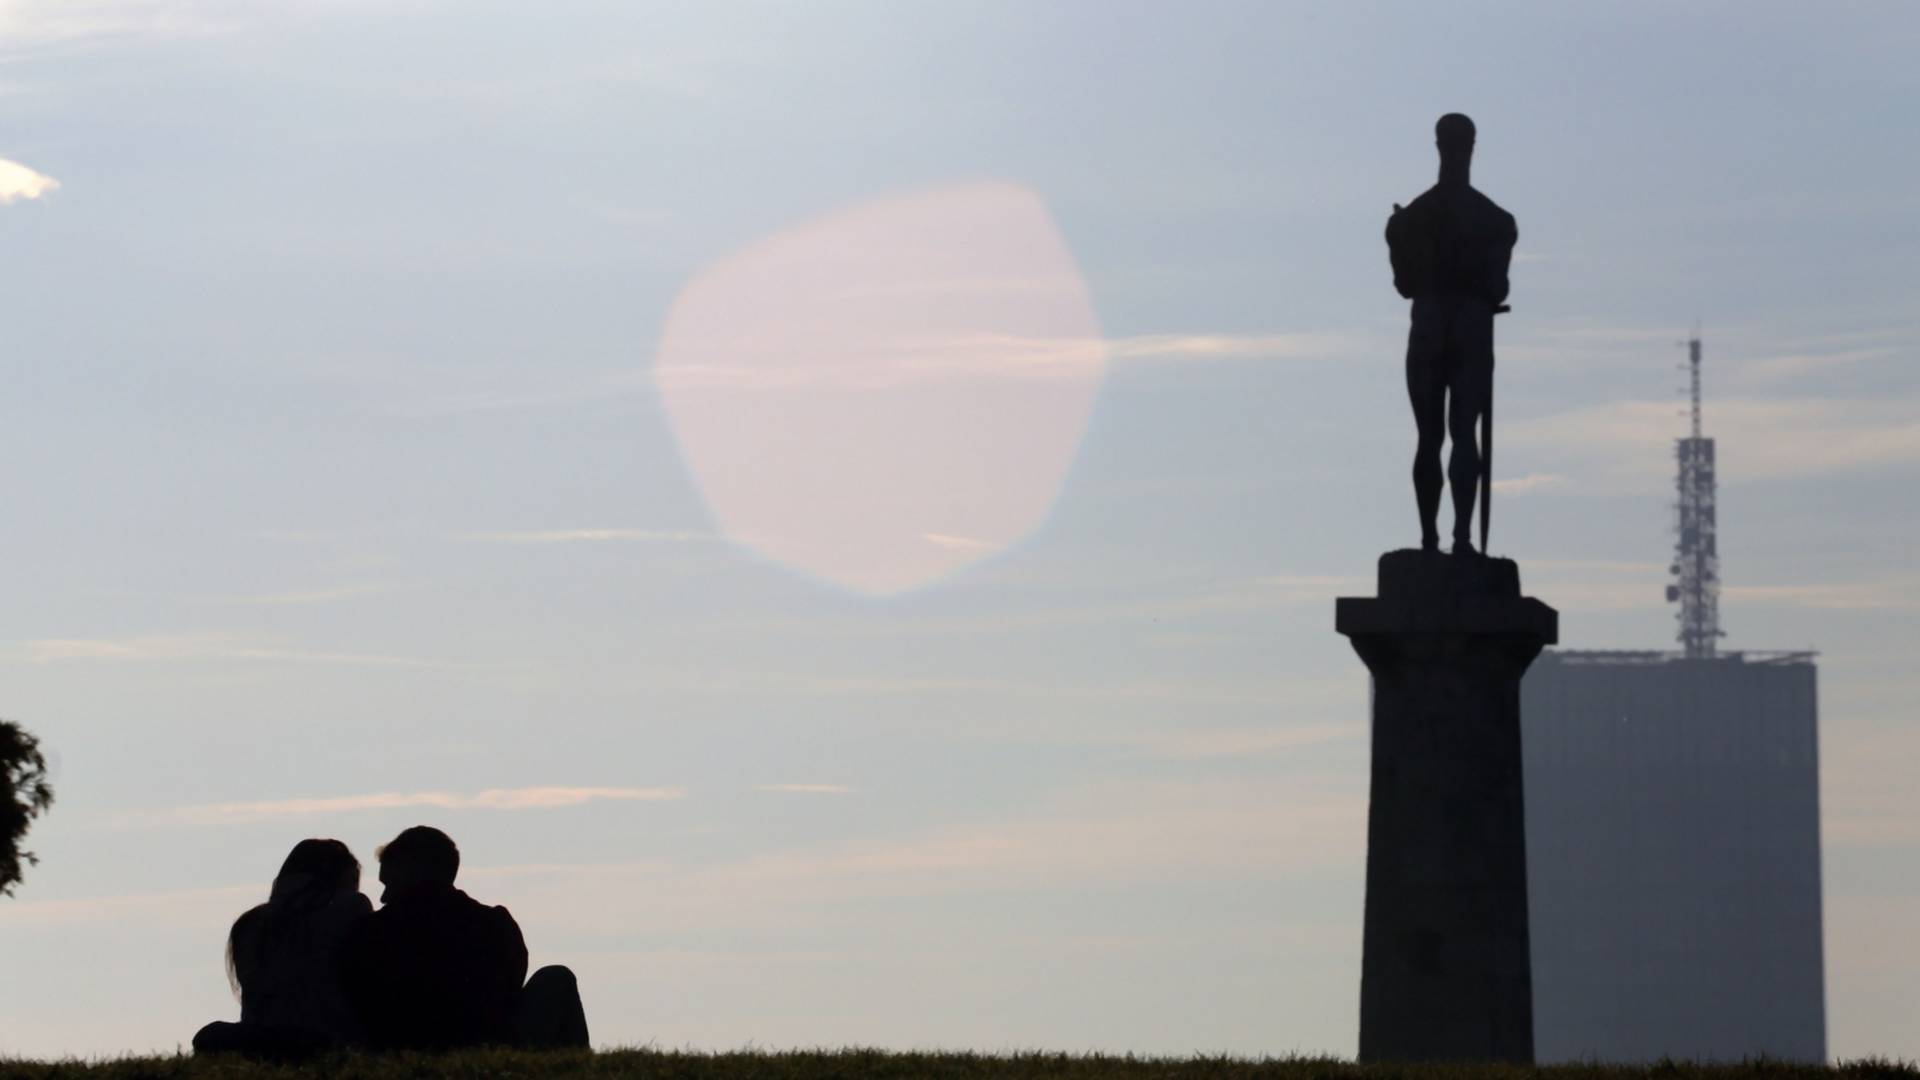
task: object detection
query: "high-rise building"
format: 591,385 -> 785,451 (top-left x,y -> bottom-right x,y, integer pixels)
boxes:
1522,650 -> 1824,1062
1519,335 -> 1827,1063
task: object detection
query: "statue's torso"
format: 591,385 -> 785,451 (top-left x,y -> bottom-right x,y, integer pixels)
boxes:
1387,184 -> 1517,306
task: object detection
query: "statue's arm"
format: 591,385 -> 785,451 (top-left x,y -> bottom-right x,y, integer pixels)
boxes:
1386,204 -> 1416,300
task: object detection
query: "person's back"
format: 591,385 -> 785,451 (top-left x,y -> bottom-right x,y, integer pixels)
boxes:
343,826 -> 529,1050
195,838 -> 372,1059
231,886 -> 372,1039
348,881 -> 529,1049
1387,182 -> 1515,308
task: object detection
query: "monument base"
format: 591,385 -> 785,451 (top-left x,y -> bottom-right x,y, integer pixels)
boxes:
1336,549 -> 1557,1063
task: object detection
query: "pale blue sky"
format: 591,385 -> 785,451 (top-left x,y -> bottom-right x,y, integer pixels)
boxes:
2,0 -> 1918,1060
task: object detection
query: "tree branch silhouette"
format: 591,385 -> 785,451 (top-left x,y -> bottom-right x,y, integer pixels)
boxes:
1,718 -> 55,897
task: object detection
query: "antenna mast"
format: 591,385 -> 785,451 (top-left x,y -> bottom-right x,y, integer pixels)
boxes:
1667,333 -> 1722,657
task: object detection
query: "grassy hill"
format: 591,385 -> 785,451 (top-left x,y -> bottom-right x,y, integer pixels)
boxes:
2,1049 -> 1916,1080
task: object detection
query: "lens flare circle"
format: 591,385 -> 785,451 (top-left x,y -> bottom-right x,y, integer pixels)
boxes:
656,182 -> 1107,594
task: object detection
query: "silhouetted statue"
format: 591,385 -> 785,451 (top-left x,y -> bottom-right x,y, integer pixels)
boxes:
342,825 -> 589,1051
1386,113 -> 1517,555
192,838 -> 373,1060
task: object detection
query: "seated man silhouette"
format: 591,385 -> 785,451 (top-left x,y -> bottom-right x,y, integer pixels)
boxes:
342,825 -> 588,1050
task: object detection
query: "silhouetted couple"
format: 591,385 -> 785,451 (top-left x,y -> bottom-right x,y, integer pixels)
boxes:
193,827 -> 588,1058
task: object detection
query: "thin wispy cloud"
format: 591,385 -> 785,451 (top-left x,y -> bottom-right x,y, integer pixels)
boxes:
1817,726 -> 1920,850
1107,332 -> 1372,363
1517,582 -> 1663,614
213,584 -> 386,606
1495,325 -> 1677,375
789,673 -> 1304,708
1519,557 -> 1675,612
1255,574 -> 1357,590
921,532 -> 1000,552
0,0 -> 243,53
392,372 -> 650,419
1601,322 -> 1920,389
1525,559 -> 1668,575
717,578 -> 1365,642
833,272 -> 1088,301
11,633 -> 452,669
0,157 -> 59,204
757,784 -> 853,795
0,0 -> 384,56
1121,724 -> 1358,761
1723,581 -> 1920,612
151,785 -> 687,826
1515,568 -> 1920,615
469,777 -> 1367,938
1507,395 -> 1920,491
458,528 -> 712,544
1741,344 -> 1905,383
39,781 -> 1351,935
1492,472 -> 1567,496
251,529 -> 340,543
3,884 -> 257,929
652,334 -> 1100,391
1505,322 -> 1920,403
1249,575 -> 1363,608
575,198 -> 675,229
652,331 -> 1370,392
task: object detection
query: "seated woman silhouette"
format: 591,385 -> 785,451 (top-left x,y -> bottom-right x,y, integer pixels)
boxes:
192,838 -> 373,1058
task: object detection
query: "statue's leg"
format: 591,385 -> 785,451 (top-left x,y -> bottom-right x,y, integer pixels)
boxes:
1405,301 -> 1446,551
1446,307 -> 1495,551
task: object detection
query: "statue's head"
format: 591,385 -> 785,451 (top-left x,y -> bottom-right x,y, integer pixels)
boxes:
1436,113 -> 1476,157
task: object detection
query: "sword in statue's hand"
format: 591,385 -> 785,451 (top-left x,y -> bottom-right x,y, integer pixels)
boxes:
1480,303 -> 1510,553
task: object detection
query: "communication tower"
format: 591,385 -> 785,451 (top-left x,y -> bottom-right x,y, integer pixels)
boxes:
1521,329 -> 1825,1063
1667,333 -> 1722,657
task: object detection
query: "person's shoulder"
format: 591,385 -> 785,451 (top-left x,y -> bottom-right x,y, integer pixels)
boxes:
473,897 -> 527,954
316,890 -> 372,935
1468,188 -> 1516,228
229,902 -> 270,958
1396,187 -> 1441,218
446,888 -> 519,926
1388,188 -> 1438,239
233,901 -> 269,933
484,900 -> 524,935
342,896 -> 387,952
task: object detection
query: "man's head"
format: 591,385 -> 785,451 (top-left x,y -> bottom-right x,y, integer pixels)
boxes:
376,825 -> 459,902
1436,113 -> 1476,156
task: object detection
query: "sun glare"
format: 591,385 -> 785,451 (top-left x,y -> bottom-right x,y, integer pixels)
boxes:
655,182 -> 1108,594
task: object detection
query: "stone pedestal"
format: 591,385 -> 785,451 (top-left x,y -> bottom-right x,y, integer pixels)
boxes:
1335,549 -> 1557,1063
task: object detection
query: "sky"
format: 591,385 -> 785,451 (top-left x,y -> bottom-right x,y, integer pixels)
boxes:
2,0 -> 1919,1061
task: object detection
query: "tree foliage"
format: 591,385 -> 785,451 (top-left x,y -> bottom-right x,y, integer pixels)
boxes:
1,718 -> 55,897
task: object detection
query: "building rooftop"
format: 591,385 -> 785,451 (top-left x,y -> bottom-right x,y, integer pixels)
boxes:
1545,649 -> 1817,666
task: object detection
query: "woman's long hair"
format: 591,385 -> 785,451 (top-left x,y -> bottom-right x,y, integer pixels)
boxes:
225,839 -> 361,998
